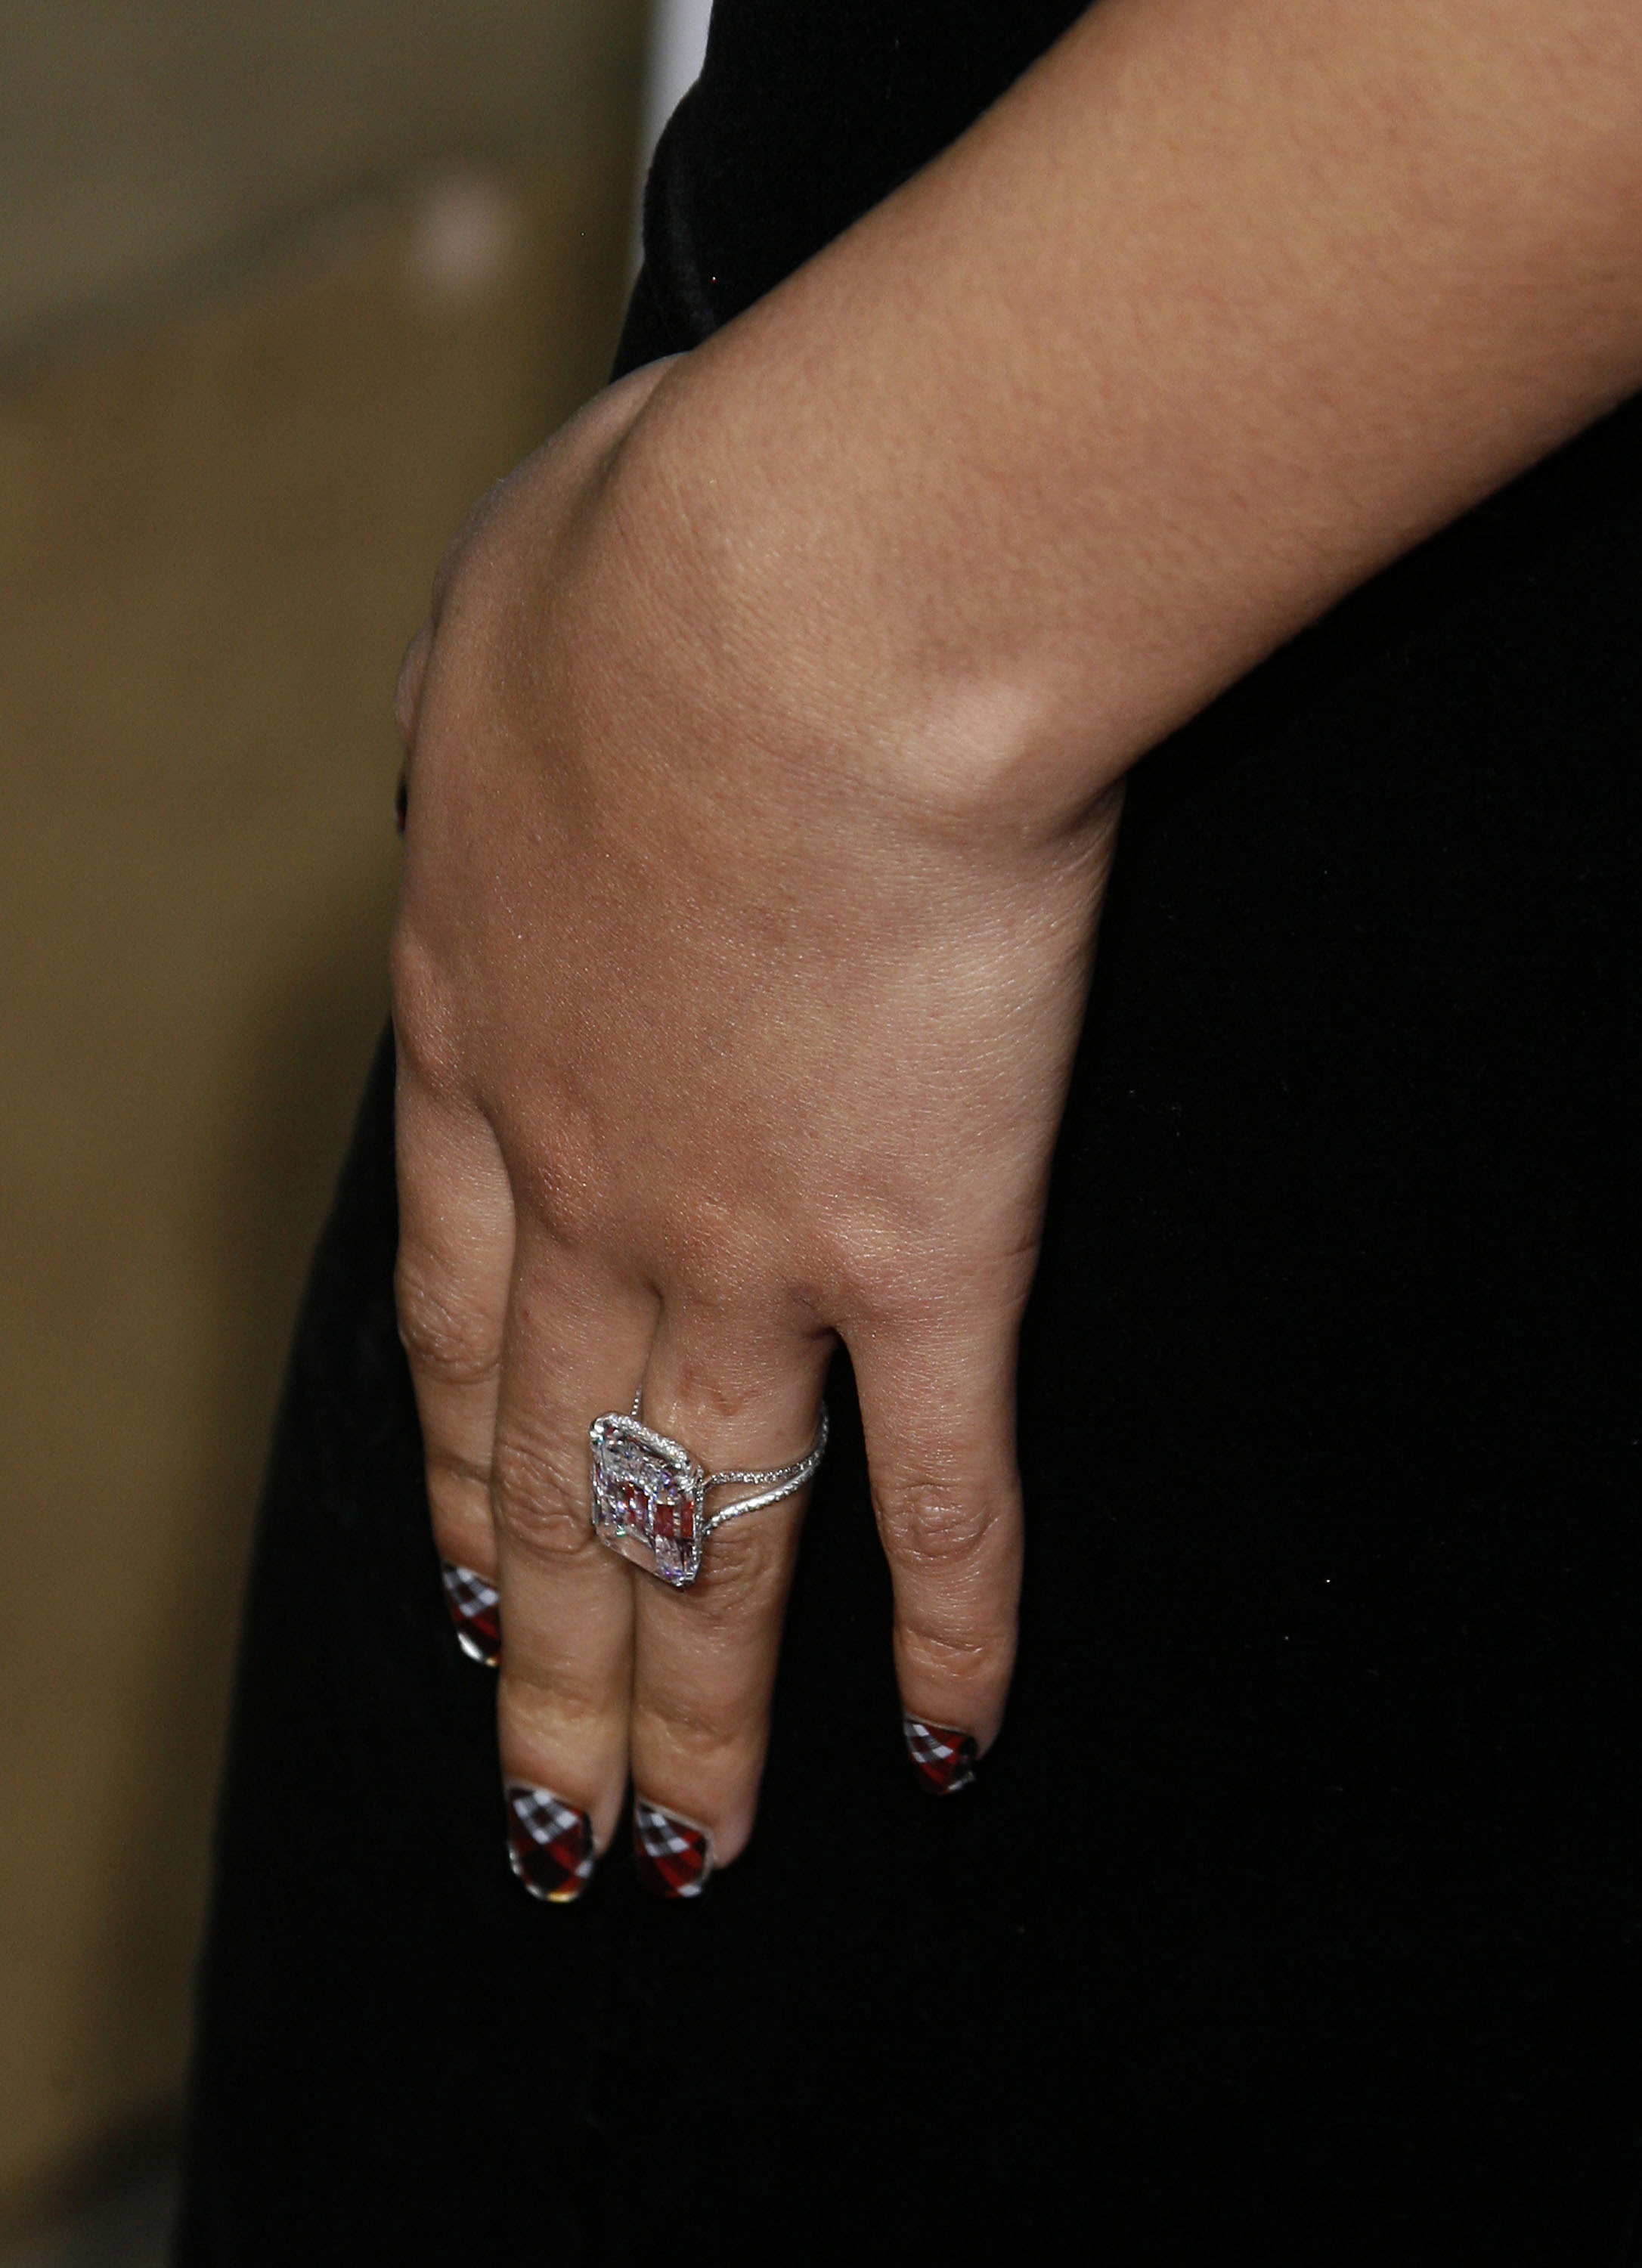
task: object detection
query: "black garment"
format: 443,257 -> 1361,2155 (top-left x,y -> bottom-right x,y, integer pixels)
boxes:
178,5 -> 1641,2260
638,0 -> 1086,341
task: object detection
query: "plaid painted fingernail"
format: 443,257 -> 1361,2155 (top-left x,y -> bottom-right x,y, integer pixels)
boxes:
439,1560 -> 500,1666
632,1797 -> 713,1899
505,1783 -> 595,1903
903,1714 -> 978,1796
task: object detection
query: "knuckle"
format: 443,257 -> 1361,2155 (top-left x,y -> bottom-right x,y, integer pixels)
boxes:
423,1443 -> 492,1528
897,1615 -> 1011,1685
425,1439 -> 491,1492
689,1510 -> 795,1616
631,1688 -> 743,1764
424,1442 -> 488,1497
658,1208 -> 759,1310
394,1253 -> 499,1388
652,1362 -> 764,1438
874,1477 -> 998,1572
389,934 -> 461,1091
490,1432 -> 591,1561
513,1142 -> 602,1251
500,1666 -> 611,1736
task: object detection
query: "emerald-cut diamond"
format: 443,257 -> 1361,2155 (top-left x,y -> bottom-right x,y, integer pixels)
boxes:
589,1413 -> 708,1587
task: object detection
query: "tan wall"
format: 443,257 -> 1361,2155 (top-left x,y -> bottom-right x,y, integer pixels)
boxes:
0,0 -> 643,357
0,3 -> 643,2232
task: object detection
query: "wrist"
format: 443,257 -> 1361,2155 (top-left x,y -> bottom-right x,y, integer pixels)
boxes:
608,336 -> 1101,846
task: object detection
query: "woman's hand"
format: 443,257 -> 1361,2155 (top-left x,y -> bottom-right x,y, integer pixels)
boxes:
389,0 -> 1642,1899
391,360 -> 1120,1896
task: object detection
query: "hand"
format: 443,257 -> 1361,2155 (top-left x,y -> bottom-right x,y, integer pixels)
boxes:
391,358 -> 1120,1898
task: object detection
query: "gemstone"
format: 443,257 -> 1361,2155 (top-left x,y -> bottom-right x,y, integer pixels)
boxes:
652,1481 -> 696,1543
590,1415 -> 705,1586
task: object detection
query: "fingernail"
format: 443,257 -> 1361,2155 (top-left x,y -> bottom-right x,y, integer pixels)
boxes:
439,1560 -> 500,1666
505,1783 -> 596,1904
903,1714 -> 978,1796
632,1797 -> 714,1900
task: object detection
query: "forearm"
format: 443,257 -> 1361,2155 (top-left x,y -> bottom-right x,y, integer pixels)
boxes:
623,0 -> 1642,818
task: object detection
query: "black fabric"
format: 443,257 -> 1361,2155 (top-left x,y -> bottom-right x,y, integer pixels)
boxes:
640,0 -> 1086,342
178,5 -> 1642,2259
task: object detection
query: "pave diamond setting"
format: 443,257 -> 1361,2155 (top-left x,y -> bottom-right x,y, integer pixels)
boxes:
590,1413 -> 708,1588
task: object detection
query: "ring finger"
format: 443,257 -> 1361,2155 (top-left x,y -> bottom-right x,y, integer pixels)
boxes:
624,1300 -> 832,1897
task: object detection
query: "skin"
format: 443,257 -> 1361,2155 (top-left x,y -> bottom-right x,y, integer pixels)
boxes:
392,0 -> 1642,1873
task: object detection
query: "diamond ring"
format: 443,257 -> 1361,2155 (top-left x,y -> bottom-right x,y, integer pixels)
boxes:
589,1395 -> 829,1588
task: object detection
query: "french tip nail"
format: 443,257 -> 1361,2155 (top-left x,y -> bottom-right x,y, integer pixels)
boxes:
505,1783 -> 595,1903
440,1560 -> 501,1667
903,1714 -> 979,1796
632,1798 -> 714,1899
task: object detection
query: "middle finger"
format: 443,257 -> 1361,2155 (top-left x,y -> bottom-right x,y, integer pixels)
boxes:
490,1216 -> 655,1901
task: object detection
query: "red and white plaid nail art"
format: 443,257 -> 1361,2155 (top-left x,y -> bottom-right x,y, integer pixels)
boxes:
505,1783 -> 595,1903
440,1560 -> 500,1666
632,1798 -> 713,1898
903,1714 -> 978,1796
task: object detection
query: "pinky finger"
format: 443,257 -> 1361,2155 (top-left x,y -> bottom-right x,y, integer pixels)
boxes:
847,1312 -> 1025,1795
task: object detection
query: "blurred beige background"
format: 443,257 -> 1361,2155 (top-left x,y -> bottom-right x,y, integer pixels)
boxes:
0,0 -> 651,2241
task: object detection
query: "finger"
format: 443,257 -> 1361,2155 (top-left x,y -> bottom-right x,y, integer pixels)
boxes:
848,1308 -> 1024,1796
491,1219 -> 656,1900
394,1064 -> 515,1665
394,619 -> 433,755
392,621 -> 433,834
626,1303 -> 831,1893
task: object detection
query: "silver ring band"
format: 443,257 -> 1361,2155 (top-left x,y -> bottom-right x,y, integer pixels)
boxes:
589,1395 -> 829,1588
